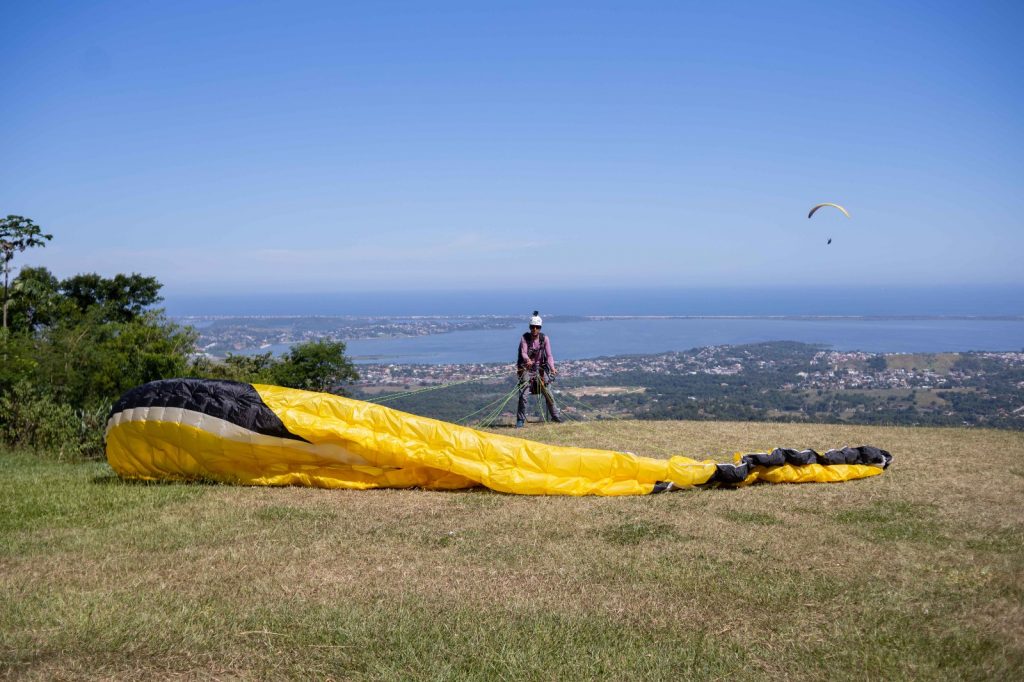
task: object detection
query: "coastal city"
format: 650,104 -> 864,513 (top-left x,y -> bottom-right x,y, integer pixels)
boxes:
180,315 -> 1024,429
350,343 -> 1024,429
354,346 -> 1024,391
183,315 -> 532,357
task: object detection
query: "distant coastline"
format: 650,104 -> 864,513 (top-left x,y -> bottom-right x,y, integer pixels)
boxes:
168,285 -> 1024,361
163,285 -> 1024,318
182,314 -> 1024,362
581,314 -> 1024,322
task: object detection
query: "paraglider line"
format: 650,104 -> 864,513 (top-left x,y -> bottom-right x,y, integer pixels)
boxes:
478,385 -> 521,428
459,382 -> 522,426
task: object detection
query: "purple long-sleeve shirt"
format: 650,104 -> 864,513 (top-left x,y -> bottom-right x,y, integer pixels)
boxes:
519,333 -> 554,372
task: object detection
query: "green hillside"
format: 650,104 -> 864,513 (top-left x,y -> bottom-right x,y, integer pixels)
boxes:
3,421 -> 1022,680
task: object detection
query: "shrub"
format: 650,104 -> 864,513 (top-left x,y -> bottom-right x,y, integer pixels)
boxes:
0,382 -> 108,460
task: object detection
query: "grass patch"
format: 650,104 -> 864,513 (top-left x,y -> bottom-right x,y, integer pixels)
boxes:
0,453 -> 206,555
721,510 -> 781,526
963,527 -> 1024,554
3,420 -> 1023,679
832,501 -> 946,544
252,505 -> 337,523
600,519 -> 678,545
2,594 -> 751,679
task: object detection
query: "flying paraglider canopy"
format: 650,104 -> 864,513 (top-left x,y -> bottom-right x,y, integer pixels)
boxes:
808,202 -> 851,219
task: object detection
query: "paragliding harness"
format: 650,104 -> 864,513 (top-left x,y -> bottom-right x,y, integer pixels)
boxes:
517,331 -> 552,394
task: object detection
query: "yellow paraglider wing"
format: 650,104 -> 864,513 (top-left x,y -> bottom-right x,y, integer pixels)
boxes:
105,379 -> 892,496
808,202 -> 851,219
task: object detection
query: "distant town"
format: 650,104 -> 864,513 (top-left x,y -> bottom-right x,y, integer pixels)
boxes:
182,314 -> 533,357
183,316 -> 1024,430
351,343 -> 1024,430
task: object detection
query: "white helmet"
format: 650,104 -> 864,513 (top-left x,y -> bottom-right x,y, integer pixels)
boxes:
529,310 -> 543,327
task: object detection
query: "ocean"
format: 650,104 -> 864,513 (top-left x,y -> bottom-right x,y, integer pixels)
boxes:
164,285 -> 1024,318
166,286 -> 1024,363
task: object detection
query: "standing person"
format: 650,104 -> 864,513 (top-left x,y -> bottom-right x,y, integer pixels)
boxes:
516,311 -> 561,427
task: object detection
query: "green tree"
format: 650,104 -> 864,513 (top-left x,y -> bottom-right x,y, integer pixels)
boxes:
1,216 -> 53,329
6,267 -> 64,332
60,272 -> 162,323
0,328 -> 37,393
0,260 -> 200,458
192,352 -> 278,384
272,340 -> 359,394
33,308 -> 197,408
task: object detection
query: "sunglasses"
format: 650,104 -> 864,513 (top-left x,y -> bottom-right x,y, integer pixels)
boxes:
530,325 -> 541,330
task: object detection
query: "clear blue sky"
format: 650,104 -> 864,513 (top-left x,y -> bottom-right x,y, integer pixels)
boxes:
2,1 -> 1022,295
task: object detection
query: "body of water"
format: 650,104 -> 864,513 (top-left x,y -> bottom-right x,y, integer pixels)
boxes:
336,317 -> 1024,364
167,285 -> 1024,318
176,286 -> 1024,363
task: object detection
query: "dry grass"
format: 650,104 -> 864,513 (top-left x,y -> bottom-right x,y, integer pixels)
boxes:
2,420 -> 1023,680
884,353 -> 961,373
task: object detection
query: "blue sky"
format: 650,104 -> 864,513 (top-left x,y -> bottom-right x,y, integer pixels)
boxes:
2,1 -> 1022,295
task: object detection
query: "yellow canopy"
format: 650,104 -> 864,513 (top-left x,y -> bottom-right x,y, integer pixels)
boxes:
105,379 -> 890,495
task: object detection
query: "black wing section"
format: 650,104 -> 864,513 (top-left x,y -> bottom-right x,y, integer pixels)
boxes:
109,378 -> 309,443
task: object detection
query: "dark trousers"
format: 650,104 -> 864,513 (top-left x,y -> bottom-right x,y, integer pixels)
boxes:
516,372 -> 559,422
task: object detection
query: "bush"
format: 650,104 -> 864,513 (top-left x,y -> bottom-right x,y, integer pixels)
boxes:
0,257 -> 361,458
270,340 -> 359,394
191,352 -> 277,384
0,383 -> 108,460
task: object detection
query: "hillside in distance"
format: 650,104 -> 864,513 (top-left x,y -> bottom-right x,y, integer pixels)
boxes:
353,342 -> 1024,430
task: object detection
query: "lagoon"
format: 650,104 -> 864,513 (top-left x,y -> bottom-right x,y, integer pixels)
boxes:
341,317 -> 1024,364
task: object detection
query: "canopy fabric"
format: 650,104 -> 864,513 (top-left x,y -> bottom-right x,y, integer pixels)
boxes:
105,379 -> 891,496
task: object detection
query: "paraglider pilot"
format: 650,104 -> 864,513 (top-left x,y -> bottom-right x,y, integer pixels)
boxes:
516,311 -> 561,427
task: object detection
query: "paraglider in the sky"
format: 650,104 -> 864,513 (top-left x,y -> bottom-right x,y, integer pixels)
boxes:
808,202 -> 851,219
809,203 -> 849,245
105,379 -> 893,496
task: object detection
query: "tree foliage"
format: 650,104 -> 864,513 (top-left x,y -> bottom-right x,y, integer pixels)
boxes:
1,215 -> 53,329
31,307 -> 197,407
191,342 -> 360,394
1,253 -> 197,457
60,272 -> 162,323
272,340 -> 360,394
191,352 -> 278,384
1,226 -> 360,458
6,266 -> 62,331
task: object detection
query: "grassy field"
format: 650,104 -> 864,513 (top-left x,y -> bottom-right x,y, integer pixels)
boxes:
883,353 -> 962,373
2,420 -> 1023,680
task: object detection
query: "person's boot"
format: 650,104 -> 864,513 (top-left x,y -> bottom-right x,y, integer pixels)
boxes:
515,420 -> 525,428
